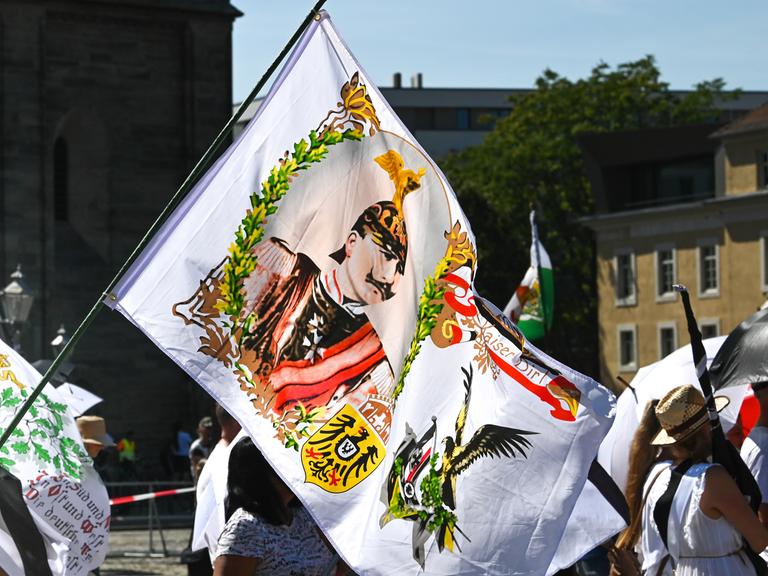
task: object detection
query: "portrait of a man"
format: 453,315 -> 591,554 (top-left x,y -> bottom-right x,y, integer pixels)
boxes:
173,149 -> 426,439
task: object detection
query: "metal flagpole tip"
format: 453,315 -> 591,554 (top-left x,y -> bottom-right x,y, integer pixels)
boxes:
673,284 -> 688,293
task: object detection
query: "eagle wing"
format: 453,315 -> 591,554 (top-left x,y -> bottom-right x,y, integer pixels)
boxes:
449,424 -> 536,477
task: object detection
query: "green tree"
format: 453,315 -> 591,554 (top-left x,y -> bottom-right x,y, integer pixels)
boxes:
439,56 -> 734,377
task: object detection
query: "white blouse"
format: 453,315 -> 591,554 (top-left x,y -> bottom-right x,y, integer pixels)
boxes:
215,506 -> 337,576
643,462 -> 755,576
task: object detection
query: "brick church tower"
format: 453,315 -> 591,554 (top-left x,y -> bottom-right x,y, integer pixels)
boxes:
0,0 -> 240,465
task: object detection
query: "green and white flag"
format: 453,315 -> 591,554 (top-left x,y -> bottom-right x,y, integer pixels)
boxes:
503,211 -> 554,341
0,340 -> 109,576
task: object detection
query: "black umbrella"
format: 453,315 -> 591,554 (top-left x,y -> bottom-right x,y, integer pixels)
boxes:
711,308 -> 768,391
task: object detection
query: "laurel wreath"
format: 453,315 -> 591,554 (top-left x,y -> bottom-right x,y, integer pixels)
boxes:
393,224 -> 476,401
215,128 -> 365,332
392,272 -> 447,401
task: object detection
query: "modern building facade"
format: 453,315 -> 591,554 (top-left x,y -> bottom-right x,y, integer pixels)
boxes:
582,104 -> 768,389
235,82 -> 768,160
234,80 -> 522,158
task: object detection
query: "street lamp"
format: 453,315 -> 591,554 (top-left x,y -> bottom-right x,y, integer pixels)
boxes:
50,324 -> 70,357
0,264 -> 35,351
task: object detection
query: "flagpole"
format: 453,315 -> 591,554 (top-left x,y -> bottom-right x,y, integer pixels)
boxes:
0,0 -> 328,450
674,284 -> 762,508
530,210 -> 548,336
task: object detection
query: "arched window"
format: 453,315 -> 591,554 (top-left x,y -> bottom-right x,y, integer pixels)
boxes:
53,137 -> 68,222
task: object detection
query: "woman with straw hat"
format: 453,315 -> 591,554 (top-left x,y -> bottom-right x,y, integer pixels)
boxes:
618,384 -> 768,575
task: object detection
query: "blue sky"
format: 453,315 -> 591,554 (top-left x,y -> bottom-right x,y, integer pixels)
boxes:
232,0 -> 765,103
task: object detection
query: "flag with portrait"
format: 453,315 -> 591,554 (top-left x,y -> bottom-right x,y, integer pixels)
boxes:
108,12 -> 616,575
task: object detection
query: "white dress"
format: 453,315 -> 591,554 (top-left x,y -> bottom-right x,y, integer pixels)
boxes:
645,462 -> 755,576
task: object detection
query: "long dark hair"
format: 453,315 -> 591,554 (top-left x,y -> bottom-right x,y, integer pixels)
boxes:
615,400 -> 663,549
224,436 -> 290,525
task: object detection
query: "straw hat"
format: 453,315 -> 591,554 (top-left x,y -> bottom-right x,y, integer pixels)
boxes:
76,415 -> 115,448
651,384 -> 729,446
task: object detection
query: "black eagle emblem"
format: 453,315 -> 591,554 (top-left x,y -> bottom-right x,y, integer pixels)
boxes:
440,364 -> 536,510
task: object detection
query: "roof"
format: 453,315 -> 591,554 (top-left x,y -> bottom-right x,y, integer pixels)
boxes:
581,189 -> 768,230
711,102 -> 768,139
54,0 -> 242,17
578,123 -> 723,166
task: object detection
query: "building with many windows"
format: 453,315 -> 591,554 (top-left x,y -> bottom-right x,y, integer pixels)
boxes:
582,104 -> 768,388
234,81 -> 521,158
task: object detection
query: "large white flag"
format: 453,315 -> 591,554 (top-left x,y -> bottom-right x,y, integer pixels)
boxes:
108,12 -> 615,575
0,340 -> 109,576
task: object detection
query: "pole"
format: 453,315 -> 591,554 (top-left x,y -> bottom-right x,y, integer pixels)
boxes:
674,284 -> 761,504
530,210 -> 548,336
674,283 -> 765,573
0,0 -> 329,450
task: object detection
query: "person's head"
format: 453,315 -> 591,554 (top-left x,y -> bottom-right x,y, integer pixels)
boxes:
76,415 -> 115,459
197,416 -> 214,443
225,436 -> 293,525
327,149 -> 425,306
190,446 -> 206,479
215,404 -> 241,444
329,201 -> 406,305
194,457 -> 207,484
652,384 -> 729,462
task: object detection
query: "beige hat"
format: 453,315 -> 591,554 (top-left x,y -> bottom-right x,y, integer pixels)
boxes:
76,416 -> 115,448
651,384 -> 729,446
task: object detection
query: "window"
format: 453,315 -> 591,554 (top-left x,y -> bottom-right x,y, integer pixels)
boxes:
759,151 -> 768,189
658,323 -> 677,359
655,246 -> 676,300
698,241 -> 719,297
618,325 -> 637,371
456,108 -> 470,130
700,319 -> 720,340
615,250 -> 636,306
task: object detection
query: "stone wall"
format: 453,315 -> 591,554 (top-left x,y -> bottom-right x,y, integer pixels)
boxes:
0,0 -> 239,474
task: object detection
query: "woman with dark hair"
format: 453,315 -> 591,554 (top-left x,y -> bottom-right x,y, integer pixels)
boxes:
213,436 -> 337,576
621,385 -> 768,575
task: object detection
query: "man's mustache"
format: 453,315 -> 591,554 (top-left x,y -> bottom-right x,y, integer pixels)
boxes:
366,271 -> 395,300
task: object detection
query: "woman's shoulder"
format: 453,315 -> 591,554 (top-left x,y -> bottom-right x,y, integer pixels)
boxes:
216,508 -> 278,560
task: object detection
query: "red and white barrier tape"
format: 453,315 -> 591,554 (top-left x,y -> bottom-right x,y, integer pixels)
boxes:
110,486 -> 195,506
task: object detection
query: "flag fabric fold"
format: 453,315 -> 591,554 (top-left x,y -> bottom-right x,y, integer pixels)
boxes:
108,12 -> 615,575
0,340 -> 110,576
503,211 -> 553,341
0,466 -> 55,576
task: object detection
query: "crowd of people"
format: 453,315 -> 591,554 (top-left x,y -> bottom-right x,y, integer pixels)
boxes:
86,413 -> 225,482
